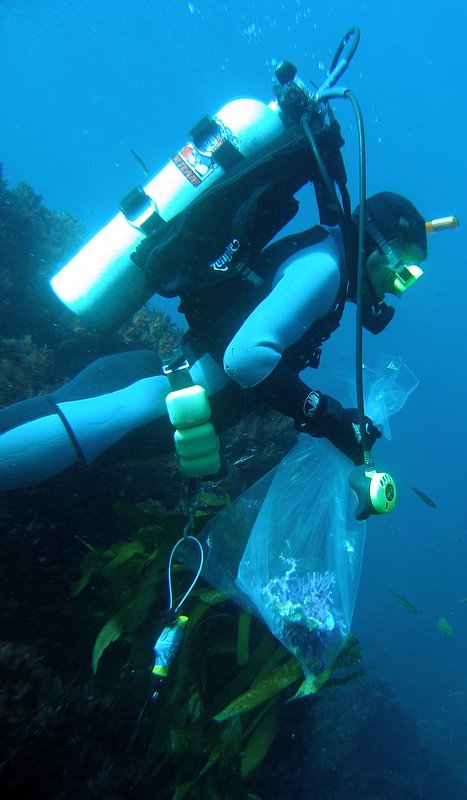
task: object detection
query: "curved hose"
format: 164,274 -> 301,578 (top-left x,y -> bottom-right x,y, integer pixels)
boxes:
167,535 -> 204,612
316,27 -> 360,102
329,27 -> 361,74
302,81 -> 372,458
343,91 -> 373,463
301,117 -> 347,226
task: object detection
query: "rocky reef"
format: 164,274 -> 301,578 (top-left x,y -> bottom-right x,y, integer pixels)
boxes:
0,163 -> 181,406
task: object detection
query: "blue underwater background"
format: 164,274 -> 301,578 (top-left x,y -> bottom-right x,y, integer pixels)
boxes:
2,0 -> 467,796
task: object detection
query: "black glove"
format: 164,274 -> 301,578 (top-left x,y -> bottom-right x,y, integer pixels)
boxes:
298,392 -> 382,465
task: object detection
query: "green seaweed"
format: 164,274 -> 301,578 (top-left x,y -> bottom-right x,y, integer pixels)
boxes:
237,609 -> 251,666
213,658 -> 302,721
241,701 -> 279,778
92,614 -> 123,674
72,497 -> 364,798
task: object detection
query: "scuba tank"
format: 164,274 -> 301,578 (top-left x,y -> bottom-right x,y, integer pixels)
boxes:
50,98 -> 288,332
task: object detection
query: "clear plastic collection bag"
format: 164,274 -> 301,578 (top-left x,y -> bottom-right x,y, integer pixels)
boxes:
236,435 -> 361,676
199,356 -> 419,676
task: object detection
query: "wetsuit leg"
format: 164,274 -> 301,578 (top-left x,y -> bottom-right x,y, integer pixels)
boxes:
0,350 -> 230,492
0,405 -> 82,491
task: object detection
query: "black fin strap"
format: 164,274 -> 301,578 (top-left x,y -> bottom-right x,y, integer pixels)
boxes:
46,396 -> 86,463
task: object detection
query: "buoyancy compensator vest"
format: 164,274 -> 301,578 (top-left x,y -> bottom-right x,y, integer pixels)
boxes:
179,224 -> 351,371
132,122 -> 347,300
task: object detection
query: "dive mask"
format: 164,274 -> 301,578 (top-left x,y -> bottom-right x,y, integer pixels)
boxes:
365,218 -> 424,297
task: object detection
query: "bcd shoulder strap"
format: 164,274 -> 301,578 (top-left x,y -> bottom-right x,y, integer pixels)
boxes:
131,124 -> 347,297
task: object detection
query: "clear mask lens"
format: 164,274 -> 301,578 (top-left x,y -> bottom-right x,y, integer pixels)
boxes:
391,263 -> 424,295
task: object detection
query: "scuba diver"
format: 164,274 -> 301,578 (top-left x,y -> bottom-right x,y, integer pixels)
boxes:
0,31 -> 435,493
0,187 -> 427,492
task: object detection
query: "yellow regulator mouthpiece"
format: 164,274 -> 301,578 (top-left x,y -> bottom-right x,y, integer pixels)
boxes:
425,216 -> 459,233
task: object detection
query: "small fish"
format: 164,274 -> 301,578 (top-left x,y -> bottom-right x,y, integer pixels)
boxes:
437,616 -> 453,636
428,541 -> 441,550
232,452 -> 255,466
130,148 -> 150,176
391,591 -> 419,614
460,598 -> 467,605
75,533 -> 94,551
412,487 -> 437,508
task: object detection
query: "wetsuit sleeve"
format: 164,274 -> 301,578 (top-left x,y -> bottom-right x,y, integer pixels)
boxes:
223,242 -> 341,388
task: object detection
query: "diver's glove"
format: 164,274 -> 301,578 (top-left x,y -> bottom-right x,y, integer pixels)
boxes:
297,390 -> 382,465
